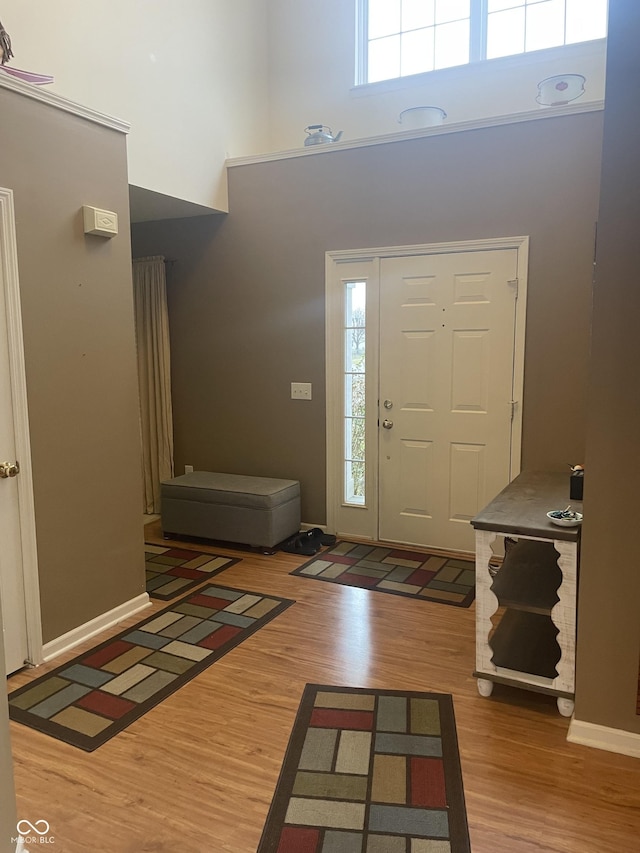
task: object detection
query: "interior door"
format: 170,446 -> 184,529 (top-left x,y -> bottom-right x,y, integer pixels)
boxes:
378,249 -> 518,552
0,208 -> 29,675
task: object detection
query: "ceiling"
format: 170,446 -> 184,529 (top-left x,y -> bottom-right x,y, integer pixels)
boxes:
128,185 -> 224,224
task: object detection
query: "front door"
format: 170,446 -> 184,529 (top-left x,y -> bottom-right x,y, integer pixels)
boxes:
378,250 -> 519,551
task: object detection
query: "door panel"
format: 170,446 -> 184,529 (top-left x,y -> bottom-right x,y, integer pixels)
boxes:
378,250 -> 518,551
0,202 -> 29,674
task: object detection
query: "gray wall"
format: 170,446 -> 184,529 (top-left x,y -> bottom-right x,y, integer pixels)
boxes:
576,0 -> 640,734
0,89 -> 145,643
132,111 -> 603,524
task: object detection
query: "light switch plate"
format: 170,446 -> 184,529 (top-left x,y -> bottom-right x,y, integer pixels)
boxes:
291,382 -> 312,400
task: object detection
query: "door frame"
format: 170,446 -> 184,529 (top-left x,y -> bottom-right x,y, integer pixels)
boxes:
325,235 -> 529,544
0,187 -> 42,667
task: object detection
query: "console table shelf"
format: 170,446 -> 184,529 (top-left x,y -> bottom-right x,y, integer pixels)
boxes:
471,471 -> 582,716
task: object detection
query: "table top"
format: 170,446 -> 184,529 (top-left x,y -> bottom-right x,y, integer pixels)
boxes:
471,470 -> 583,541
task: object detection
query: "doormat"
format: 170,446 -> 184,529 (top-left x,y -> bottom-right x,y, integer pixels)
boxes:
291,542 -> 475,607
257,684 -> 471,853
8,584 -> 294,751
145,543 -> 240,600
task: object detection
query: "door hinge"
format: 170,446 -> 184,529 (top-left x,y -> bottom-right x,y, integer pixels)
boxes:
508,278 -> 519,299
509,400 -> 518,421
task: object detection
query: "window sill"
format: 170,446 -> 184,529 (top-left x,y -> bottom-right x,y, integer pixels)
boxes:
351,38 -> 606,98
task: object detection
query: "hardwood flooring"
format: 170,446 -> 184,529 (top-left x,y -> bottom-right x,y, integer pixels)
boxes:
7,522 -> 640,852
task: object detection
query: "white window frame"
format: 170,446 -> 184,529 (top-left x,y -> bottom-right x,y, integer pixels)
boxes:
356,0 -> 607,87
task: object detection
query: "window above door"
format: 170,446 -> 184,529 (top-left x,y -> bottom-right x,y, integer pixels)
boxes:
357,0 -> 608,86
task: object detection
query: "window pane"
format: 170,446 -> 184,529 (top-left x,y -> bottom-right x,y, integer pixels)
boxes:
401,27 -> 435,76
566,0 -> 607,43
346,461 -> 366,502
488,0 -> 524,11
434,19 -> 470,69
351,374 -> 365,418
350,417 -> 366,460
402,0 -> 435,31
346,327 -> 366,371
345,281 -> 366,326
526,0 -> 565,52
369,0 -> 401,39
435,0 -> 470,25
487,7 -> 525,58
368,34 -> 401,82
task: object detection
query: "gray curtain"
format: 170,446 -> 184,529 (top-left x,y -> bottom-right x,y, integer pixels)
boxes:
132,256 -> 174,514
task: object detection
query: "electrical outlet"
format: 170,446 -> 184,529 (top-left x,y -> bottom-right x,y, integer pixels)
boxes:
291,382 -> 312,400
185,465 -> 194,474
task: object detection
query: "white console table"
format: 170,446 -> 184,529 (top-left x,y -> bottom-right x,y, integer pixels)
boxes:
471,471 -> 582,717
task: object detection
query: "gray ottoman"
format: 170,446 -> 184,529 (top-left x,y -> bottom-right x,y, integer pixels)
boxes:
161,471 -> 301,550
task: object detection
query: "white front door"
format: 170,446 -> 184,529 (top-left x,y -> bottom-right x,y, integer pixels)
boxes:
0,188 -> 39,675
326,238 -> 527,554
378,250 -> 519,552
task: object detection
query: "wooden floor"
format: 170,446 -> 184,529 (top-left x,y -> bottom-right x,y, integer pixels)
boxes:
7,522 -> 640,852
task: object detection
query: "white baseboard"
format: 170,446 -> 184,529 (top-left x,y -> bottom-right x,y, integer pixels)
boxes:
42,593 -> 151,663
567,718 -> 640,758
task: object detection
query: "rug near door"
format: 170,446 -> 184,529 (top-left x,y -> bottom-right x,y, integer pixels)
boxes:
8,584 -> 294,751
145,542 -> 240,600
291,542 -> 475,607
257,684 -> 471,852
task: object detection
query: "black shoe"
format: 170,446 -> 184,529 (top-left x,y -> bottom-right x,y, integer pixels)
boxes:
308,528 -> 337,547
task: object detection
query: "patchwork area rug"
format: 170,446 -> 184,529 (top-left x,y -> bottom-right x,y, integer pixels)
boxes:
145,543 -> 240,600
258,684 -> 471,853
291,542 -> 475,607
9,584 -> 294,751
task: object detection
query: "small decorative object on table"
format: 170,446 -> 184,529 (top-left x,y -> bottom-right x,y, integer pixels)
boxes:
547,507 -> 583,527
569,463 -> 584,500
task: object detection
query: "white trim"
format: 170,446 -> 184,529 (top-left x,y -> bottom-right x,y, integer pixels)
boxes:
226,101 -> 603,168
42,593 -> 151,663
567,719 -> 640,759
326,236 -> 528,544
0,74 -> 130,134
0,188 -> 43,667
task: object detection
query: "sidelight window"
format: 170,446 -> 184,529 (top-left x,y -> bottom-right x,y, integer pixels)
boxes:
344,281 -> 366,505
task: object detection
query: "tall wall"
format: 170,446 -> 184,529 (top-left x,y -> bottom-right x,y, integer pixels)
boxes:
575,0 -> 640,735
0,84 -> 144,643
131,110 -> 603,525
1,0 -> 270,212
267,0 -> 606,151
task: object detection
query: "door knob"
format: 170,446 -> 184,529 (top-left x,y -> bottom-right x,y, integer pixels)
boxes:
382,419 -> 394,430
0,461 -> 19,478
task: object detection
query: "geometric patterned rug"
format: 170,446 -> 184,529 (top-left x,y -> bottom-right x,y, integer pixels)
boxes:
145,543 -> 240,600
291,542 -> 475,608
257,684 -> 471,852
8,584 -> 294,751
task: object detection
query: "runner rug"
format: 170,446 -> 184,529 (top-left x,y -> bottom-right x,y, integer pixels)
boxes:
257,684 -> 471,853
8,584 -> 294,751
291,542 -> 475,608
144,542 -> 240,600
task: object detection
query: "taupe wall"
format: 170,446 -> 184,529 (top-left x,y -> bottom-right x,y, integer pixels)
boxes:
0,89 -> 145,643
576,0 -> 640,734
132,111 -> 603,524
